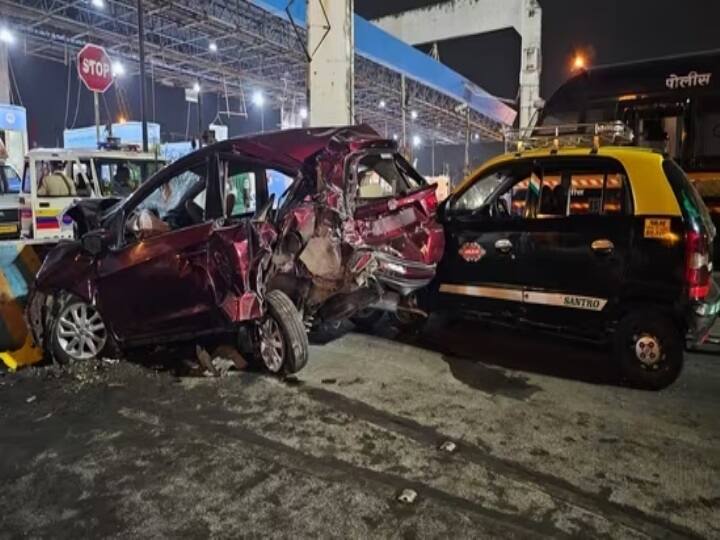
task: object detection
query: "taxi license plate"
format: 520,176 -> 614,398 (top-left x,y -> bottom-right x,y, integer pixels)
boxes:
0,223 -> 18,234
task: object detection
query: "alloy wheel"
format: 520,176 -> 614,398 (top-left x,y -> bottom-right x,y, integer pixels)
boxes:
56,302 -> 107,361
258,316 -> 285,373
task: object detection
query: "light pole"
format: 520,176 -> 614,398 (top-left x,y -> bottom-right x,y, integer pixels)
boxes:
137,0 -> 148,152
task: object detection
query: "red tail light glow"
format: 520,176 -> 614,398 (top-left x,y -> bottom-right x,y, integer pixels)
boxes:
685,229 -> 711,301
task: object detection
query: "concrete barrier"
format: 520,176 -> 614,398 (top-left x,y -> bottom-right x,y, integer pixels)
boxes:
0,243 -> 43,370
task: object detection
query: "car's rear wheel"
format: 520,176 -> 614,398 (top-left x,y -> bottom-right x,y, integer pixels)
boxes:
50,295 -> 109,364
257,290 -> 308,375
613,311 -> 683,390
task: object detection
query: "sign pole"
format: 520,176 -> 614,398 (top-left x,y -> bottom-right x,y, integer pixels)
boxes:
94,91 -> 101,148
137,0 -> 149,152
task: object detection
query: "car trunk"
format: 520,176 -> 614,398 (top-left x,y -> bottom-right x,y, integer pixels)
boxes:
353,183 -> 445,266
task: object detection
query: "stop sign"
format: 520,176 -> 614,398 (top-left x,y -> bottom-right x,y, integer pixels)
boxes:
77,44 -> 113,93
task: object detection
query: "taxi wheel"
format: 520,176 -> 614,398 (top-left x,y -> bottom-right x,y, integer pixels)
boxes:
614,311 -> 684,390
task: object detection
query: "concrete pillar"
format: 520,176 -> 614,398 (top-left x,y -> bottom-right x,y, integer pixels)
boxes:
0,44 -> 10,104
307,0 -> 354,127
519,0 -> 542,128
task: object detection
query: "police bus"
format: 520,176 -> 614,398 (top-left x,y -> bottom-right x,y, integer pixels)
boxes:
538,49 -> 720,253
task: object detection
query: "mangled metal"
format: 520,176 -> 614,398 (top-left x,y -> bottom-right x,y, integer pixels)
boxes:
26,124 -> 443,370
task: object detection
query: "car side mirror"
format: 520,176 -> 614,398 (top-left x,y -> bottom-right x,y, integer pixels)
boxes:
81,228 -> 112,257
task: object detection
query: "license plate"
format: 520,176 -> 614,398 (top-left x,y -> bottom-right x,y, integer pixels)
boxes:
0,223 -> 18,234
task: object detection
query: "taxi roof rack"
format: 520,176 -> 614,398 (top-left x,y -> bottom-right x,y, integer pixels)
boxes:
503,121 -> 635,154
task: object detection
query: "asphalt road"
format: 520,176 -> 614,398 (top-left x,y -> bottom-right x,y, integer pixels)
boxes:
1,317 -> 719,539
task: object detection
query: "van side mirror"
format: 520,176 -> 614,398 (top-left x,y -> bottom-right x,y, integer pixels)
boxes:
81,229 -> 112,257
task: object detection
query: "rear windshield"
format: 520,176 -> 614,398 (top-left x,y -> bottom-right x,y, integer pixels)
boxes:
663,159 -> 715,236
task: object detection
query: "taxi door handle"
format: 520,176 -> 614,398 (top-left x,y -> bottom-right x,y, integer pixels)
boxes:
495,238 -> 513,253
591,239 -> 614,254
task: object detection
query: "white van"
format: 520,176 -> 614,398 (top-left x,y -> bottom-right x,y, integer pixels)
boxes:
18,148 -> 164,242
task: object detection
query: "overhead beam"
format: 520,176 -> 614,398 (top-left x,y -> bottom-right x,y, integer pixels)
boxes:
373,0 -> 542,128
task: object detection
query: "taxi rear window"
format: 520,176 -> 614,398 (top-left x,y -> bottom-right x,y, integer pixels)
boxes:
663,159 -> 715,235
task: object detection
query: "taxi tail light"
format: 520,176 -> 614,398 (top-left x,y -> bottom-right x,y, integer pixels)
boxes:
685,229 -> 711,301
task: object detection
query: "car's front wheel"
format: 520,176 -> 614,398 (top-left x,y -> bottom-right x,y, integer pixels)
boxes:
50,294 -> 109,364
613,310 -> 684,390
256,290 -> 309,375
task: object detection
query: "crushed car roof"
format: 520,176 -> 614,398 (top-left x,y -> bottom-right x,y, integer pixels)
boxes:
183,124 -> 393,173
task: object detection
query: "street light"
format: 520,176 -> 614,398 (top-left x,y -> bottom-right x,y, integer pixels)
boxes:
572,52 -> 587,71
410,110 -> 418,120
252,90 -> 265,107
379,100 -> 386,109
112,61 -> 125,77
299,107 -> 308,120
392,134 -> 399,141
91,0 -> 105,8
209,42 -> 218,53
0,28 -> 15,45
192,81 -> 201,93
253,90 -> 265,132
412,135 -> 422,148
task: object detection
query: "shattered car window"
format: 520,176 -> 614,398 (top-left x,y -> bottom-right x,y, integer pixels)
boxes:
137,170 -> 205,220
356,154 -> 421,200
452,169 -> 512,212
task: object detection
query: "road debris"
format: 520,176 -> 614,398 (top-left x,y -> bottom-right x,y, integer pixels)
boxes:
439,440 -> 458,453
397,488 -> 418,504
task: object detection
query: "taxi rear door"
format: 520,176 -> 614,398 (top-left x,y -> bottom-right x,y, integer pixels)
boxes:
518,158 -> 632,333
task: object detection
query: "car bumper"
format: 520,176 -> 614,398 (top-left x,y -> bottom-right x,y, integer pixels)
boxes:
375,252 -> 437,296
688,279 -> 720,345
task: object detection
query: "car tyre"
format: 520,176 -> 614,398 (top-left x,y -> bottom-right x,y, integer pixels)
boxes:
613,310 -> 683,390
257,290 -> 309,375
50,294 -> 111,365
350,308 -> 384,331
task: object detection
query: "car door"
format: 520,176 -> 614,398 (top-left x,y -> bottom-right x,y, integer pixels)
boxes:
518,157 -> 632,333
94,154 -> 226,343
434,161 -> 535,316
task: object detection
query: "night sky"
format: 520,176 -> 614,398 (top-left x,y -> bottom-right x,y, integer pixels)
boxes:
7,0 -> 720,158
356,0 -> 720,99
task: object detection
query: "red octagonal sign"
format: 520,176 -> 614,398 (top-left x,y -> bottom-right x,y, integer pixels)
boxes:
77,43 -> 113,93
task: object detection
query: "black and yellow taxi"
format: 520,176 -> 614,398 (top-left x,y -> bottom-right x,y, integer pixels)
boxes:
430,125 -> 720,389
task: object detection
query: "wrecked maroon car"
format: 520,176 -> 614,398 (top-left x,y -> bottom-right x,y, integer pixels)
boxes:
27,148 -> 309,374
244,125 -> 445,328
